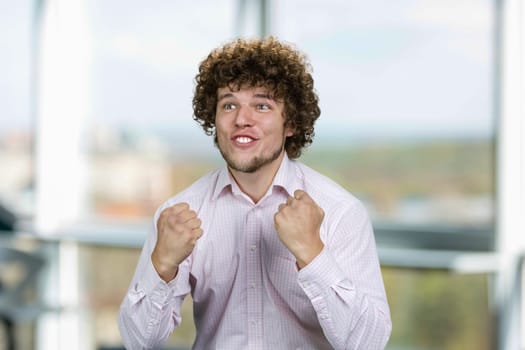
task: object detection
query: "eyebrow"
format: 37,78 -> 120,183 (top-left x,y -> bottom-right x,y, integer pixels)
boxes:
254,93 -> 272,100
217,92 -> 234,102
217,92 -> 273,102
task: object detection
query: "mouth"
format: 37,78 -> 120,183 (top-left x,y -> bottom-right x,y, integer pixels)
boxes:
232,135 -> 258,146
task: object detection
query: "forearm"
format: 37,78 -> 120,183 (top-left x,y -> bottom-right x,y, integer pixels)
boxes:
118,228 -> 191,349
298,248 -> 391,350
309,285 -> 391,350
118,286 -> 184,350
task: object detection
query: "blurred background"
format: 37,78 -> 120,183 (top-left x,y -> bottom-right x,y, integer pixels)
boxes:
0,0 -> 523,349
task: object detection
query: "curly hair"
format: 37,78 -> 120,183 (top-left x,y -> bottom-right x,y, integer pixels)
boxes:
192,36 -> 320,159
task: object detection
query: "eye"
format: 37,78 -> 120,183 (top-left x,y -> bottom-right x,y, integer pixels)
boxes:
222,103 -> 236,111
256,104 -> 271,111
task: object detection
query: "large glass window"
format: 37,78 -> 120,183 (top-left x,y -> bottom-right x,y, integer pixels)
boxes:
84,0 -> 235,222
272,0 -> 495,229
270,1 -> 497,349
382,267 -> 494,350
22,0 -> 501,349
0,0 -> 34,220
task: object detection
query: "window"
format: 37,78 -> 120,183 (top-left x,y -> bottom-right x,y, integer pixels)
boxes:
271,1 -> 498,349
0,0 -> 34,220
25,0 -> 507,349
84,0 -> 235,222
383,267 -> 493,350
272,0 -> 495,231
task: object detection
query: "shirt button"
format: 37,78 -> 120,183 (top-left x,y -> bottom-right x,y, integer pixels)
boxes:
249,283 -> 256,289
250,245 -> 257,251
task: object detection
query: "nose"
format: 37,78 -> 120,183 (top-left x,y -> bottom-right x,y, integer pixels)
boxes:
234,105 -> 254,128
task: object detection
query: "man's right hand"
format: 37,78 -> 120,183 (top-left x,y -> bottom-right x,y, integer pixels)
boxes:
151,203 -> 203,282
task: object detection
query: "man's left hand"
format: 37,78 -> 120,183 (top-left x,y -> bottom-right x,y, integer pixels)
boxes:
274,190 -> 325,268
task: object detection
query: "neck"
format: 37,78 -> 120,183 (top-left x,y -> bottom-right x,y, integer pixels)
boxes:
229,152 -> 285,203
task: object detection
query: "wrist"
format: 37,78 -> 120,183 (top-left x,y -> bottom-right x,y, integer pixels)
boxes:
295,242 -> 324,269
151,251 -> 179,282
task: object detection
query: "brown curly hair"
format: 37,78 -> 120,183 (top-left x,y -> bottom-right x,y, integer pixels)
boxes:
192,36 -> 320,159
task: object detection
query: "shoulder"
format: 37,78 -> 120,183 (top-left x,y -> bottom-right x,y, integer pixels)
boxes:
294,161 -> 373,236
294,161 -> 367,214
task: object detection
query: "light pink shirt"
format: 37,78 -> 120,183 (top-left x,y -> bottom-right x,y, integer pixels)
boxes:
119,155 -> 391,349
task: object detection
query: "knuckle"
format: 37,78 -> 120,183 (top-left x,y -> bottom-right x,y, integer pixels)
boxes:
158,209 -> 171,221
174,223 -> 187,234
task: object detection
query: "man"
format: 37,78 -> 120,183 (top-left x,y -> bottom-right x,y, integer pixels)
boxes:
118,36 -> 392,350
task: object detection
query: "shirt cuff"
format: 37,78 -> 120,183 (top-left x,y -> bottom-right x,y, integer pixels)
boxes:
297,247 -> 351,300
133,257 -> 188,307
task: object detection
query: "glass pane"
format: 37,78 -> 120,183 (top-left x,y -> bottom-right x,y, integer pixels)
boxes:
272,0 -> 495,228
85,0 -> 235,221
383,267 -> 494,349
0,0 -> 34,220
79,244 -> 196,348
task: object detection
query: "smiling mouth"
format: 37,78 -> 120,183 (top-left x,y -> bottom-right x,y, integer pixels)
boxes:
234,136 -> 256,144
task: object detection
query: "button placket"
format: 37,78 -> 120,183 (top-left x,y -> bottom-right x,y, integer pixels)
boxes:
246,207 -> 263,349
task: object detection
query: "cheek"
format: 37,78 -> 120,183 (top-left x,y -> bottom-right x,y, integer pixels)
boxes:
214,118 -> 227,135
215,129 -> 228,145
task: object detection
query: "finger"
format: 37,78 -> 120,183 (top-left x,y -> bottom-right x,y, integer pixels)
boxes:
192,227 -> 204,239
177,209 -> 198,223
186,217 -> 202,229
170,202 -> 190,214
278,203 -> 287,211
158,204 -> 183,228
293,190 -> 304,199
294,190 -> 310,200
273,212 -> 281,226
286,196 -> 294,206
159,203 -> 190,223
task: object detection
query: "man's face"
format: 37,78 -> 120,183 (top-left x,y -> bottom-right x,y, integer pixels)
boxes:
214,86 -> 293,174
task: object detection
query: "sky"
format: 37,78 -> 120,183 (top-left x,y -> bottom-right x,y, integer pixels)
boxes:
0,0 -> 495,141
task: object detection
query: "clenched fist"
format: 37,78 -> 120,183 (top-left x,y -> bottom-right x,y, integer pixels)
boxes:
152,203 -> 203,282
274,190 -> 325,269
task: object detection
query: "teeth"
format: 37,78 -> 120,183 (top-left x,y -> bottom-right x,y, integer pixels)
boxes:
235,136 -> 253,144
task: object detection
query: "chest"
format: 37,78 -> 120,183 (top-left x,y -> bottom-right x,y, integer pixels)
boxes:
189,202 -> 297,292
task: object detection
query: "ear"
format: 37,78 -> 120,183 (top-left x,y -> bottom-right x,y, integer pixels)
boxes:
284,119 -> 295,137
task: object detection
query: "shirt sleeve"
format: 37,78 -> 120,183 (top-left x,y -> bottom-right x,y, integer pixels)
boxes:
297,201 -> 392,350
118,223 -> 192,350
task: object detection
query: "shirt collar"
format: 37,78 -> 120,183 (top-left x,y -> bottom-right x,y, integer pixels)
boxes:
212,166 -> 234,200
211,153 -> 305,201
272,153 -> 304,197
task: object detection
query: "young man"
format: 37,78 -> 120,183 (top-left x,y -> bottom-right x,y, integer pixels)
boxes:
119,37 -> 392,350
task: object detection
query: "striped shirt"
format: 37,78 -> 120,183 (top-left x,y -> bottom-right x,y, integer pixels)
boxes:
119,154 -> 391,349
